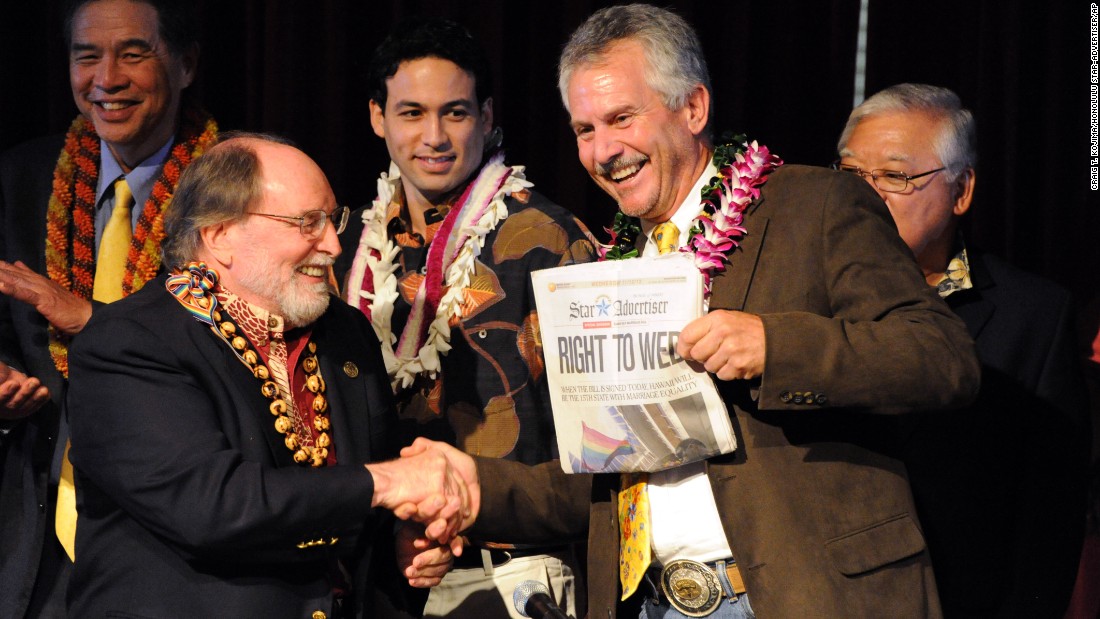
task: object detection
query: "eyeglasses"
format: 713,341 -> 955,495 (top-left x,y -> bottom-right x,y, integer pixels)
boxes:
831,162 -> 945,193
248,205 -> 350,239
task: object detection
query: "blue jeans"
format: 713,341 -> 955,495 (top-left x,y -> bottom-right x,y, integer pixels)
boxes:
638,562 -> 755,619
640,593 -> 755,619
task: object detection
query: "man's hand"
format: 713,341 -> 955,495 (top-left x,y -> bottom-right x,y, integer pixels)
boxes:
0,261 -> 93,335
396,522 -> 454,588
366,443 -> 475,553
676,310 -> 766,381
400,438 -> 480,532
0,361 -> 50,420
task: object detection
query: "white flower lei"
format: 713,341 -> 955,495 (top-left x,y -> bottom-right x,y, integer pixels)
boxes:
345,152 -> 532,389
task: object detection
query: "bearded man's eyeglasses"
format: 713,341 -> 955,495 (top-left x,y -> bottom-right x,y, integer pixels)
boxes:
248,206 -> 350,239
831,162 -> 945,193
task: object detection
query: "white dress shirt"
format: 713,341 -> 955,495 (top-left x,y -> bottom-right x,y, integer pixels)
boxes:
644,162 -> 736,566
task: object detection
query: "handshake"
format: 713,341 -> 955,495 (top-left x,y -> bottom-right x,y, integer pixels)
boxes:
365,438 -> 480,587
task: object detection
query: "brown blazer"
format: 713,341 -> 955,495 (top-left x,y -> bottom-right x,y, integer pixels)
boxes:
470,165 -> 980,618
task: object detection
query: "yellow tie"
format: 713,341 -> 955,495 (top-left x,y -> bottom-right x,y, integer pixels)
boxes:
618,222 -> 678,598
92,178 -> 134,303
55,442 -> 77,561
653,221 -> 679,255
619,472 -> 652,599
58,179 -> 134,560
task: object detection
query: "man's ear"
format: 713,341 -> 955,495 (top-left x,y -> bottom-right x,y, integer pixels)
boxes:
199,220 -> 235,268
682,85 -> 710,136
369,99 -> 386,139
952,168 -> 976,216
480,97 -> 494,136
177,42 -> 200,90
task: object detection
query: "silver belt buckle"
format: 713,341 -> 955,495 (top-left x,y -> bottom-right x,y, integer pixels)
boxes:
659,559 -> 722,617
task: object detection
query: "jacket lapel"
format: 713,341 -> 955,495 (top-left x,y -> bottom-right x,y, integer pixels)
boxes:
312,307 -> 383,465
708,216 -> 769,312
185,310 -> 297,467
632,194 -> 770,313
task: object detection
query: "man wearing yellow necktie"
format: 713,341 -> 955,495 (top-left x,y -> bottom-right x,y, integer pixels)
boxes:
0,2 -> 216,616
402,6 -> 981,619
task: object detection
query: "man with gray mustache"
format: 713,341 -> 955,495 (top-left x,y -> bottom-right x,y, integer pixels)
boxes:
407,4 -> 981,618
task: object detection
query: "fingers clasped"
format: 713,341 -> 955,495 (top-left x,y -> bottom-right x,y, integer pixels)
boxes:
368,438 -> 481,555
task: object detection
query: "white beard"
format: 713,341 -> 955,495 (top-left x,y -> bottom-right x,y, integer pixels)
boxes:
236,252 -> 333,328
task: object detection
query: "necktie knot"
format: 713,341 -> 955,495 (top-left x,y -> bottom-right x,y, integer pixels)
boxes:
113,177 -> 133,212
92,177 -> 135,302
653,221 -> 679,255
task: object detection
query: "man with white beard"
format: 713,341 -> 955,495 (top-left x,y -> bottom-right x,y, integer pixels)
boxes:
64,133 -> 472,618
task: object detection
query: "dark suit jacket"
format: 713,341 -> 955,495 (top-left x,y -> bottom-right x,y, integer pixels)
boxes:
470,165 -> 980,618
66,277 -> 399,618
0,134 -> 72,619
903,250 -> 1089,617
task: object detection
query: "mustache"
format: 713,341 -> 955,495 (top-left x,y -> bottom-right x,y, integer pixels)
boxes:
595,155 -> 649,179
298,254 -> 336,269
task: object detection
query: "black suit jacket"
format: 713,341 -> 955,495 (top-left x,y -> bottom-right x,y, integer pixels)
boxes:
903,250 -> 1090,617
66,277 -> 399,618
0,134 -> 71,619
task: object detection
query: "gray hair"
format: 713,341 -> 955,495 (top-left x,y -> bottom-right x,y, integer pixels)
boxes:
558,4 -> 711,113
838,83 -> 976,182
161,131 -> 293,268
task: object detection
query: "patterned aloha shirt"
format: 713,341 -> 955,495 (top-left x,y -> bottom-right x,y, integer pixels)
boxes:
363,181 -> 596,465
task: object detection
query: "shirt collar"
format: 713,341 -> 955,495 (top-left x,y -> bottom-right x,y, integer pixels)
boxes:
215,285 -> 288,347
95,137 -> 175,209
641,161 -> 717,257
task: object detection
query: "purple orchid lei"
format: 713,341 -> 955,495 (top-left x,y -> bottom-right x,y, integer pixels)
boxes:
599,134 -> 783,296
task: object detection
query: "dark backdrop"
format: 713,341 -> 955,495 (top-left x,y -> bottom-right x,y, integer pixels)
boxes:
1,0 -> 1095,306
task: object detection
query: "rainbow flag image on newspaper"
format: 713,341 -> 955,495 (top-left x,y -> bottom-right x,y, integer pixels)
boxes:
578,421 -> 635,471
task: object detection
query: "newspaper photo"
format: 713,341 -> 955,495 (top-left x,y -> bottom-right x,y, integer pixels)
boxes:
532,253 -> 736,474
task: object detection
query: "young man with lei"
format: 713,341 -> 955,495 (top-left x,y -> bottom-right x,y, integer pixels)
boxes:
338,18 -> 596,619
0,2 -> 216,616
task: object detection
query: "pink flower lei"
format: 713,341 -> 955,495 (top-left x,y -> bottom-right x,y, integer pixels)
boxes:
599,134 -> 782,296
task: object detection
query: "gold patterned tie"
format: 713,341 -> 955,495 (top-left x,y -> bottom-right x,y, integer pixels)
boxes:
619,472 -> 652,599
92,178 -> 134,303
618,223 -> 679,597
653,220 -> 679,255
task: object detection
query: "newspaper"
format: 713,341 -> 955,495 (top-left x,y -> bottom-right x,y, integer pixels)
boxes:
532,253 -> 736,474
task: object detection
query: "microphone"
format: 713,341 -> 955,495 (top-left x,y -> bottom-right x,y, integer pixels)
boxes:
512,580 -> 573,619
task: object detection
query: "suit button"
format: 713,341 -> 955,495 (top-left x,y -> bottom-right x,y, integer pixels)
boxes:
311,611 -> 327,619
803,391 -> 816,404
792,392 -> 804,404
779,391 -> 793,403
816,393 -> 827,405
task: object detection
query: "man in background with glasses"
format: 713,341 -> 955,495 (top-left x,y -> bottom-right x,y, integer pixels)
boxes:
837,83 -> 1089,617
